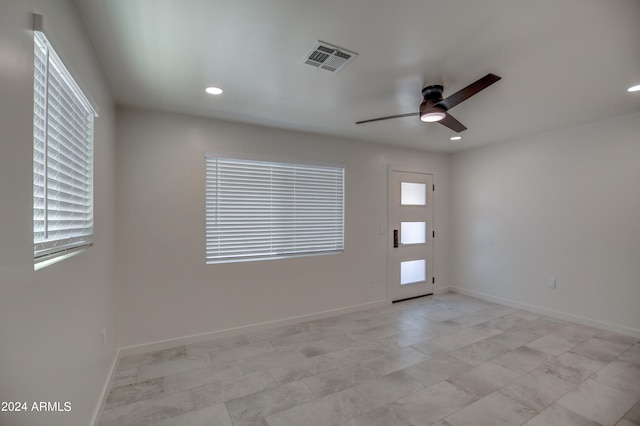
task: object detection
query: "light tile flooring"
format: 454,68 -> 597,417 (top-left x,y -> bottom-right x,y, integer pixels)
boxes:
99,293 -> 640,426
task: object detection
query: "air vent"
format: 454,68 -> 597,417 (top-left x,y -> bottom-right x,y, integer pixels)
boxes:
304,41 -> 358,73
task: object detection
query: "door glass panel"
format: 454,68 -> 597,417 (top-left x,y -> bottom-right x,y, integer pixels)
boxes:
400,259 -> 426,285
401,222 -> 426,245
401,182 -> 426,206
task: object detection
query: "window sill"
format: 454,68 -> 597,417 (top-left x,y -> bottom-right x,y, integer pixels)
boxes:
34,244 -> 92,271
206,249 -> 343,265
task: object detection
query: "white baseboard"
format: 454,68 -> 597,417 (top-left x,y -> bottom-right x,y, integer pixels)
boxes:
451,287 -> 640,338
91,348 -> 121,426
433,285 -> 453,295
119,299 -> 389,357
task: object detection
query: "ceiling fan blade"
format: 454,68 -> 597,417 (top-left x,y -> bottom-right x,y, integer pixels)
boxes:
435,73 -> 501,111
355,112 -> 420,125
438,113 -> 467,132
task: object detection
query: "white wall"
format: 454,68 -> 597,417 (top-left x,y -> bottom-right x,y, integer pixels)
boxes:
115,107 -> 451,349
0,1 -> 117,426
451,112 -> 640,336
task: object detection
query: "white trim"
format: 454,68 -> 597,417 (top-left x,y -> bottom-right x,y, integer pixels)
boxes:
450,287 -> 640,338
433,285 -> 453,295
34,245 -> 91,271
90,348 -> 120,426
388,165 -> 437,176
209,249 -> 343,265
119,299 -> 389,357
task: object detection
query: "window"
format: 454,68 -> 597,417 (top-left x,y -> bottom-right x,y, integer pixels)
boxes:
205,156 -> 344,263
33,31 -> 96,264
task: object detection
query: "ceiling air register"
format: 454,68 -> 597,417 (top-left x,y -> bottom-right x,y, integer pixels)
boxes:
304,41 -> 358,72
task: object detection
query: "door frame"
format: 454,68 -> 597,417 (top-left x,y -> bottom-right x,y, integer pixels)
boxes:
387,165 -> 436,302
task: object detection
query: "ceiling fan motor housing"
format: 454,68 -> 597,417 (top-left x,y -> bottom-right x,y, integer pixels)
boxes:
422,85 -> 445,105
420,85 -> 446,116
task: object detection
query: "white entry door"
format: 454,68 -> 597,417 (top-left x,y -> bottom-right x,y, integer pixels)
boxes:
388,168 -> 434,301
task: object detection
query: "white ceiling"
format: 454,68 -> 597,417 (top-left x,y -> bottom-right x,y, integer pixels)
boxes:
72,0 -> 640,152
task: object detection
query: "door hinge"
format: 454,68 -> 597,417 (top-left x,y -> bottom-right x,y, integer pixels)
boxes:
433,230 -> 435,238
432,277 -> 435,284
432,184 -> 435,191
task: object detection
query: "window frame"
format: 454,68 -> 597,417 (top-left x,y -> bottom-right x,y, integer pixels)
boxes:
205,155 -> 345,264
33,29 -> 97,268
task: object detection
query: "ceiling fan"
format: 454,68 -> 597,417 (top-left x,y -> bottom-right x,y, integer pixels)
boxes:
355,73 -> 501,133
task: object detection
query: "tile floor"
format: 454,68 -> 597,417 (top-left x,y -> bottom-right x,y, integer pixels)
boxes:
99,292 -> 640,426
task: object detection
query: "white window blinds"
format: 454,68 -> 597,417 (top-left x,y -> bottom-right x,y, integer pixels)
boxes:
33,31 -> 96,260
205,156 -> 345,263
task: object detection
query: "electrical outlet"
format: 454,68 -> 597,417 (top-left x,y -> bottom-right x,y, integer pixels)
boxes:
547,277 -> 556,289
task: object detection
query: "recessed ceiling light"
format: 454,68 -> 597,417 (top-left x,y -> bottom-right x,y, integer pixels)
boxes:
628,84 -> 640,92
450,136 -> 462,141
205,86 -> 224,95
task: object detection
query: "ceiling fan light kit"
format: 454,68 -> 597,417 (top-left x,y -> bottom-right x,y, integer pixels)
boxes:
356,73 -> 502,133
419,92 -> 446,122
420,110 -> 446,122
